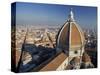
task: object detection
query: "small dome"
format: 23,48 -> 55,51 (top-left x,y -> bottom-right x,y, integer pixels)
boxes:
82,53 -> 91,62
70,57 -> 80,64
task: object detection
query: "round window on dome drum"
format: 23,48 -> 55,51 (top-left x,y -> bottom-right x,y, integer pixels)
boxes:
74,50 -> 78,54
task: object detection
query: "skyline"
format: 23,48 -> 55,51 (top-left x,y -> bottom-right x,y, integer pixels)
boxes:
13,2 -> 97,30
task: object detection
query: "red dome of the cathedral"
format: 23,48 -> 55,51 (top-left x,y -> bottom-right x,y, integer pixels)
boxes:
56,9 -> 85,57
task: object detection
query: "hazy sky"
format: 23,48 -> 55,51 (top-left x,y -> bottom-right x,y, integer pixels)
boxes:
13,2 -> 97,29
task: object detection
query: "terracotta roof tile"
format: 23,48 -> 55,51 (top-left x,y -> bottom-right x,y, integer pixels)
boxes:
40,53 -> 67,71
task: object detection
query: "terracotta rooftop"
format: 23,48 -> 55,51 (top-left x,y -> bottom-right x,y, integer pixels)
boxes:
56,9 -> 85,51
71,57 -> 80,63
40,52 -> 67,71
71,23 -> 82,46
82,53 -> 91,62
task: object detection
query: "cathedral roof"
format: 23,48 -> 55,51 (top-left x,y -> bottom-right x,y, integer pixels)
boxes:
40,53 -> 67,71
56,9 -> 85,51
